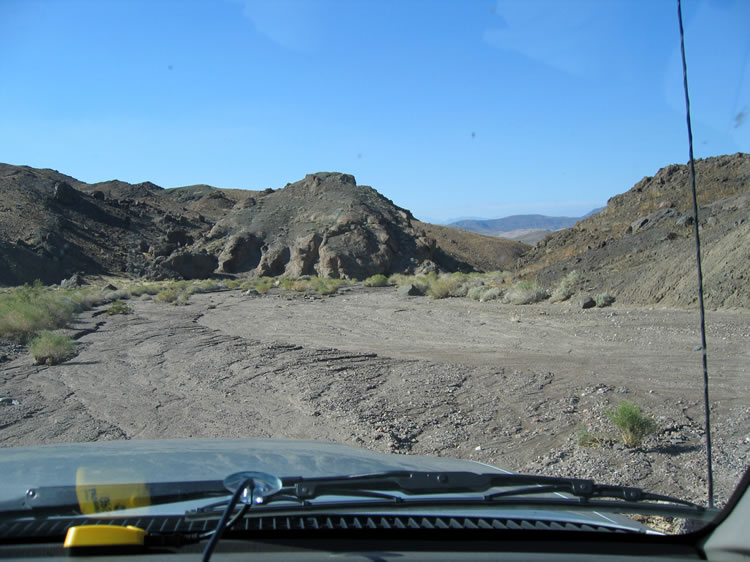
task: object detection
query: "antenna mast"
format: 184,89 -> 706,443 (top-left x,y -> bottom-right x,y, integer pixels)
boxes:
677,0 -> 714,508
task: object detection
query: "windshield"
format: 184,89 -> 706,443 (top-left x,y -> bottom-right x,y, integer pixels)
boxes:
0,0 -> 748,536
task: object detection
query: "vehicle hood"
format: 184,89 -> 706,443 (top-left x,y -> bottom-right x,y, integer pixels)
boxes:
0,439 -> 653,534
0,438 -> 508,497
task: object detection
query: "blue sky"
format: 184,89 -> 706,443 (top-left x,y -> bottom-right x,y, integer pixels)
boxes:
1,0 -> 748,223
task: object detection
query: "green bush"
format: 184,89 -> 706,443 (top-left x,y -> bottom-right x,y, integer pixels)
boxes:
595,293 -> 616,308
363,274 -> 389,287
606,400 -> 657,448
107,300 -> 132,315
29,331 -> 75,365
0,283 -> 75,342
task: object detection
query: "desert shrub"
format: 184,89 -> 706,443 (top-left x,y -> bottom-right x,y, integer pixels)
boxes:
254,277 -> 275,294
466,285 -> 485,301
606,400 -> 657,448
175,292 -> 192,306
107,300 -> 132,315
69,290 -> 108,309
195,280 -> 223,293
127,284 -> 160,297
550,270 -> 581,303
504,283 -> 549,305
101,289 -> 130,302
576,429 -> 611,448
479,287 -> 502,302
387,273 -> 411,286
427,276 -> 463,299
29,331 -> 75,365
595,293 -> 616,307
224,278 -> 243,290
278,277 -> 297,291
363,274 -> 389,287
154,287 -> 179,303
0,283 -> 75,342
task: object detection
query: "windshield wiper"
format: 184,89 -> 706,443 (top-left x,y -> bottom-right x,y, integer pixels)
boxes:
187,471 -> 716,522
0,471 -> 716,522
272,471 -> 714,516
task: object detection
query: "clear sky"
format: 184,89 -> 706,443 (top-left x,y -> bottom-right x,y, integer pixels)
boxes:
1,0 -> 748,223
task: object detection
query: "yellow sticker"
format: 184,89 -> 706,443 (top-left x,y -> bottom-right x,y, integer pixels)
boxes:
75,467 -> 151,515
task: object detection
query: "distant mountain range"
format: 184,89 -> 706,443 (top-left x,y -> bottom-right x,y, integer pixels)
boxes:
447,208 -> 604,243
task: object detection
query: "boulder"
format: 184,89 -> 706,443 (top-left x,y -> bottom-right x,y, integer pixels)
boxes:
580,295 -> 596,309
60,273 -> 86,288
219,233 -> 262,273
53,182 -> 79,205
398,283 -> 423,297
165,251 -> 217,280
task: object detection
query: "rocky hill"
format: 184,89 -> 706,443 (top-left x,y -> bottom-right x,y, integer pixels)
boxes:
0,166 -> 526,286
518,153 -> 750,308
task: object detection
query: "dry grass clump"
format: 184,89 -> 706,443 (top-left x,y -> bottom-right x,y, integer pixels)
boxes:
154,286 -> 180,303
29,330 -> 75,365
126,283 -> 160,297
503,281 -> 549,305
576,428 -> 612,448
550,270 -> 581,303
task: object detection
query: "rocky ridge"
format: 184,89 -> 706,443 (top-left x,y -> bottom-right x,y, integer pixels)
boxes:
0,165 -> 526,286
518,153 -> 750,308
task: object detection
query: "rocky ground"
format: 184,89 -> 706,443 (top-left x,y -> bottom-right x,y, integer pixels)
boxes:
1,285 -> 748,523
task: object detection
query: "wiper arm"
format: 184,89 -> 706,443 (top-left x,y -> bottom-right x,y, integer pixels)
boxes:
283,471 -> 691,504
265,471 -> 716,519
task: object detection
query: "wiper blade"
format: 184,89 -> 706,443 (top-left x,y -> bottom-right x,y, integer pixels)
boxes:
284,471 -> 691,505
265,471 -> 716,519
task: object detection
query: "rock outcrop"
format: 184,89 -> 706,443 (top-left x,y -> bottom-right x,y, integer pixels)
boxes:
0,165 -> 520,286
205,172 -> 476,279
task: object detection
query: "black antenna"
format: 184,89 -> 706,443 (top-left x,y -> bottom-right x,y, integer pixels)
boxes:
677,0 -> 713,508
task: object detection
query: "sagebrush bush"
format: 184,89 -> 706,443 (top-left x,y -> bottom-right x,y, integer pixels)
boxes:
29,331 -> 75,365
479,287 -> 503,302
363,274 -> 389,287
595,293 -> 616,307
550,270 -> 581,303
427,277 -> 462,299
504,283 -> 548,305
154,287 -> 179,303
606,400 -> 657,448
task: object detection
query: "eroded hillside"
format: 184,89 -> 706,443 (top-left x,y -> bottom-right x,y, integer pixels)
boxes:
518,153 -> 750,308
0,166 -> 523,285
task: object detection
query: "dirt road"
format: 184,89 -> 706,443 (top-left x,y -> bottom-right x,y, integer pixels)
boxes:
1,285 -> 748,506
